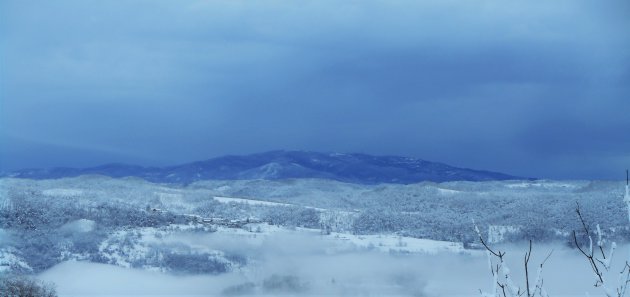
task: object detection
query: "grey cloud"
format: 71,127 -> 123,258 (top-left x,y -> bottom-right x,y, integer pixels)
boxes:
1,0 -> 628,179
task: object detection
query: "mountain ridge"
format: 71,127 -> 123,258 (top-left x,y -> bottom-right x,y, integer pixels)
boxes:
2,150 -> 527,184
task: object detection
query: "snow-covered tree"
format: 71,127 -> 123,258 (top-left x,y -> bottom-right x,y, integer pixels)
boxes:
475,222 -> 551,297
572,171 -> 630,296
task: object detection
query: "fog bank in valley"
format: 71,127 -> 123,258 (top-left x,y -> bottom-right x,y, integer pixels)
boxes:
37,232 -> 623,296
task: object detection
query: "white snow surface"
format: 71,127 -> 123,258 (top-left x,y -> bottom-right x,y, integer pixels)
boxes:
504,181 -> 577,189
436,188 -> 461,195
60,219 -> 96,233
325,232 -> 465,254
213,196 -> 294,207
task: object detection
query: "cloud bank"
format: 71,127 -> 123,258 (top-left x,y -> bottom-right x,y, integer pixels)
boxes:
1,0 -> 629,179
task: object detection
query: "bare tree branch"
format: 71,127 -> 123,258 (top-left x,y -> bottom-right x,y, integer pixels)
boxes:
525,240 -> 532,297
573,203 -> 609,288
478,233 -> 505,259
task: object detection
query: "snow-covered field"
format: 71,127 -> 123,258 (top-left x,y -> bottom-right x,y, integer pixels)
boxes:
324,232 -> 465,254
213,196 -> 295,207
1,176 -> 629,296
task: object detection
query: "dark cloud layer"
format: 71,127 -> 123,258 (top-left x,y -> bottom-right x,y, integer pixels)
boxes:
1,0 -> 629,179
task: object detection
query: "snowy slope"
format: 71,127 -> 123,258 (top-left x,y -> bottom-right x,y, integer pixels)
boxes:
4,150 -> 523,184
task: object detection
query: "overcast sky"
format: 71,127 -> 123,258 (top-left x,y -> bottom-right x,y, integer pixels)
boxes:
1,0 -> 628,179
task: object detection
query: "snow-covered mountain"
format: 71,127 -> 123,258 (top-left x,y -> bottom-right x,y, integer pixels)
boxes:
4,150 -> 524,184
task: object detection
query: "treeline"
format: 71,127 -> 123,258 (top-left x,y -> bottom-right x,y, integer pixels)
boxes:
0,191 -> 192,272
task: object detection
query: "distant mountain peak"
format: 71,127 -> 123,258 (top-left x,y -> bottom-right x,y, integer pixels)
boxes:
3,150 -> 526,184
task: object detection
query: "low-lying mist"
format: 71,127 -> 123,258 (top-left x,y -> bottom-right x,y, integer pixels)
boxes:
36,231 -> 623,297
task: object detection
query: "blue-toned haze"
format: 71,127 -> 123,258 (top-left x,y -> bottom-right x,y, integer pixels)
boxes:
0,0 -> 628,179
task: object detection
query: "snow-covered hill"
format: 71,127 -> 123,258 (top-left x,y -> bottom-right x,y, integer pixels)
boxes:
3,150 -> 523,184
1,176 -> 627,279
